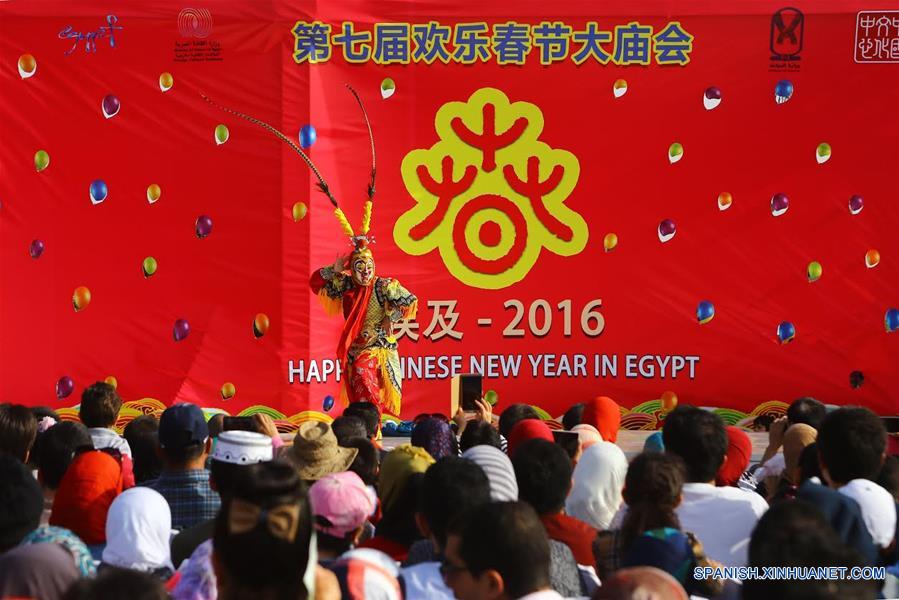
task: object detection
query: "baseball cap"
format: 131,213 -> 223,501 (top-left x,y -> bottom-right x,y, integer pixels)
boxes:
158,403 -> 208,449
309,471 -> 375,538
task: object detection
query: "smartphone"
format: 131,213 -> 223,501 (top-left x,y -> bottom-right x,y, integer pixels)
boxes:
451,374 -> 482,413
222,416 -> 261,433
882,416 -> 899,433
552,430 -> 580,460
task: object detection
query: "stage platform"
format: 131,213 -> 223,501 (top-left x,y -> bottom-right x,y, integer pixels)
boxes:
382,430 -> 770,462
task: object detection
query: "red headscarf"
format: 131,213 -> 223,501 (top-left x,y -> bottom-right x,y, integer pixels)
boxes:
582,396 -> 621,443
507,419 -> 554,457
715,426 -> 752,487
50,450 -> 124,544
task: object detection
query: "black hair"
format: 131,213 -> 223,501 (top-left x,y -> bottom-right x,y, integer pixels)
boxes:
620,452 -> 685,546
123,415 -> 162,484
214,460 -> 313,600
36,421 -> 93,489
662,405 -> 727,483
210,460 -> 244,500
449,501 -> 551,599
786,397 -> 826,430
0,403 -> 38,463
512,439 -> 572,515
744,500 -> 875,600
27,407 -> 62,468
343,403 -> 380,439
498,404 -> 539,439
0,453 -> 44,552
459,421 -> 503,453
562,403 -> 585,431
331,415 -> 368,446
798,442 -> 823,484
419,457 -> 491,549
876,455 -> 899,502
376,472 -> 425,548
160,442 -> 206,468
342,437 -> 379,486
817,407 -> 886,484
31,406 -> 61,422
64,566 -> 169,600
78,382 -> 123,428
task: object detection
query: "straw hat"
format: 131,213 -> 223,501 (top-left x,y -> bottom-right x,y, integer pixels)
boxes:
288,421 -> 358,481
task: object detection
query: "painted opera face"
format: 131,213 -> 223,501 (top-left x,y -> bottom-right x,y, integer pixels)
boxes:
351,252 -> 375,286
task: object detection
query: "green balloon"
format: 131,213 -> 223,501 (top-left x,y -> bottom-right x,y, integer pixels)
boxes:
142,256 -> 158,278
34,150 -> 50,172
215,124 -> 230,145
484,389 -> 498,406
807,261 -> 822,282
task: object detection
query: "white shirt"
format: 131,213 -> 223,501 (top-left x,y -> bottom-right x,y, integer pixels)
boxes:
400,562 -> 454,600
88,427 -> 132,458
754,453 -> 784,480
516,590 -> 566,600
676,483 -> 768,567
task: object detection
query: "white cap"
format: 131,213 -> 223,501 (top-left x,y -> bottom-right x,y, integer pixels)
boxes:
839,478 -> 897,548
212,430 -> 273,465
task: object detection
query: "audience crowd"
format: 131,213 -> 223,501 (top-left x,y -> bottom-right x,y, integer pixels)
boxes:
0,385 -> 897,599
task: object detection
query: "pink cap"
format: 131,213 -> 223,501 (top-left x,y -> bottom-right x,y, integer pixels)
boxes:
309,471 -> 375,538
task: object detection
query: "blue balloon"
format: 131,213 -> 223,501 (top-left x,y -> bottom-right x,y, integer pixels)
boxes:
323,395 -> 335,411
777,321 -> 796,344
775,80 -> 794,104
697,300 -> 715,324
886,308 -> 899,333
89,179 -> 108,205
299,124 -> 317,149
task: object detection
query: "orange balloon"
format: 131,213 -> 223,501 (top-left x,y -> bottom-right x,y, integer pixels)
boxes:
73,286 -> 91,311
660,390 -> 678,413
865,249 -> 880,269
253,313 -> 270,338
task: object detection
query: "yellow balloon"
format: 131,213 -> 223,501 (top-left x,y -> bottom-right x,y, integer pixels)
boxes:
221,382 -> 236,400
104,376 -> 118,389
73,286 -> 91,312
292,201 -> 308,222
603,233 -> 618,252
159,72 -> 174,92
147,184 -> 161,204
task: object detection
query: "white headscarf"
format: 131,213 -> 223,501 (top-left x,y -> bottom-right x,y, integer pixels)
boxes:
565,441 -> 628,530
839,479 -> 897,548
103,487 -> 174,572
461,445 -> 519,501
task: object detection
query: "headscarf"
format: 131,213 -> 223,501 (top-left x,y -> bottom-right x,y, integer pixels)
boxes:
507,418 -> 554,457
715,426 -> 752,487
410,417 -> 456,460
171,538 -> 217,600
102,487 -> 174,574
621,528 -> 693,585
839,479 -> 897,548
331,548 -> 402,600
50,450 -> 123,544
565,441 -> 628,530
643,431 -> 665,453
593,566 -> 689,600
20,525 -> 96,577
582,396 -> 621,443
0,543 -> 81,600
461,445 -> 519,501
782,424 -> 817,483
377,444 -> 434,514
571,424 -> 603,451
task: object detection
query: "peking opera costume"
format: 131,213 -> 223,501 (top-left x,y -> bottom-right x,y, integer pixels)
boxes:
203,86 -> 417,418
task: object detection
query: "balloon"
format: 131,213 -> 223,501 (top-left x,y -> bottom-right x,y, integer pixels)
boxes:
770,193 -> 789,217
613,79 -> 628,98
195,215 -> 213,239
717,192 -> 733,211
221,382 -> 236,400
72,286 -> 91,312
658,219 -> 676,243
159,72 -> 174,92
865,249 -> 880,269
147,184 -> 161,204
29,239 -> 44,259
292,201 -> 307,222
90,180 -> 108,205
668,142 -> 684,164
381,78 -> 395,99
807,261 -> 822,282
816,142 -> 831,165
253,313 -> 270,338
173,319 -> 190,342
697,300 -> 715,324
18,54 -> 37,79
104,376 -> 118,389
703,86 -> 722,110
34,150 -> 50,172
603,233 -> 618,252
775,80 -> 793,104
214,124 -> 229,145
886,308 -> 899,333
102,94 -> 120,119
56,376 -> 74,400
484,389 -> 498,406
299,124 -> 317,149
777,321 -> 796,344
849,370 -> 864,389
323,395 -> 335,411
848,195 -> 864,215
660,390 -> 678,413
142,256 -> 158,278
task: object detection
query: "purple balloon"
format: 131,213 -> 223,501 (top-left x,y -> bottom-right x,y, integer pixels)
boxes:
658,218 -> 676,242
195,215 -> 213,239
848,195 -> 864,215
102,94 -> 120,118
771,193 -> 789,216
56,376 -> 74,399
173,318 -> 191,342
30,239 -> 44,259
704,86 -> 722,100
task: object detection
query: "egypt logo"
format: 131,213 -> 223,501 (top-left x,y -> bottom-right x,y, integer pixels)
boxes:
394,88 -> 587,290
